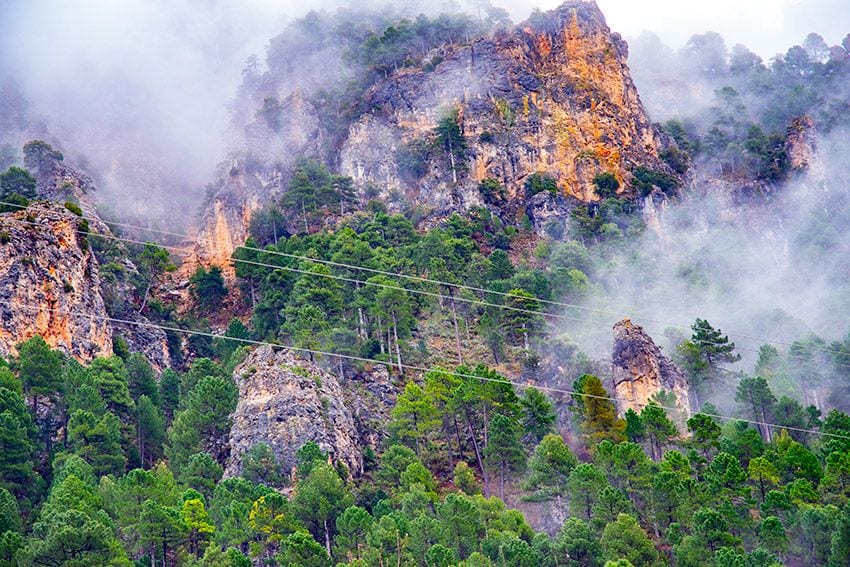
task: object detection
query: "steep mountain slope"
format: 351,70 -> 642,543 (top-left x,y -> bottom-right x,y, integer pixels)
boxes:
0,202 -> 111,362
341,0 -> 666,210
188,0 -> 674,272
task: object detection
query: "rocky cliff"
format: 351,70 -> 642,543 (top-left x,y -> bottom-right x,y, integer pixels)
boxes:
611,318 -> 689,416
0,202 -> 112,361
191,0 -> 672,266
341,0 -> 669,221
224,346 -> 366,478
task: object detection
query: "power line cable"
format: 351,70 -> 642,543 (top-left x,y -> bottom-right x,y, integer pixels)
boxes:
7,210 -> 850,373
4,200 -> 849,361
7,300 -> 848,442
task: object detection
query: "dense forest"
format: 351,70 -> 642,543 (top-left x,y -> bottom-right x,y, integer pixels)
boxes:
2,332 -> 850,566
1,2 -> 850,567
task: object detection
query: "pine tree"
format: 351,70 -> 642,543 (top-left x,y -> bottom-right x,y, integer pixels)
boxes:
735,376 -> 776,442
640,404 -> 678,460
523,433 -> 578,502
520,388 -> 556,443
484,414 -> 526,500
67,410 -> 127,477
137,395 -> 166,467
159,368 -> 180,423
292,462 -> 353,555
126,352 -> 159,406
15,335 -> 63,421
578,375 -> 625,445
0,386 -> 39,507
389,381 -> 439,456
691,319 -> 740,367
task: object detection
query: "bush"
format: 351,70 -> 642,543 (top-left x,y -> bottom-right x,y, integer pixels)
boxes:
64,201 -> 83,216
592,172 -> 620,199
478,178 -> 506,203
631,166 -> 679,196
190,266 -> 228,310
0,166 -> 36,199
0,192 -> 28,213
524,172 -> 558,198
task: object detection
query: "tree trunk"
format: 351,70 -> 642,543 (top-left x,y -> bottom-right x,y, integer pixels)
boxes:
357,306 -> 367,339
499,462 -> 505,501
138,277 -> 153,314
324,519 -> 331,556
449,292 -> 463,365
447,138 -> 458,184
392,313 -> 403,375
443,421 -> 455,470
465,408 -> 488,497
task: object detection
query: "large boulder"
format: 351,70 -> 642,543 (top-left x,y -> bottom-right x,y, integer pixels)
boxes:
611,318 -> 690,416
224,346 -> 363,478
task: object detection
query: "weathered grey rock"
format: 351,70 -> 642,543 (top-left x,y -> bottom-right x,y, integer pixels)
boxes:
526,191 -> 575,239
224,346 -> 363,478
0,202 -> 112,362
611,318 -> 690,416
784,115 -> 817,172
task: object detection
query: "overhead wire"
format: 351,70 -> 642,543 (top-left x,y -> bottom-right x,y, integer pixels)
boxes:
7,300 -> 848,442
3,198 -> 843,355
6,206 -> 850,372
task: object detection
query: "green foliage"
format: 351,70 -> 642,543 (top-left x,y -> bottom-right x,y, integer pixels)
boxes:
190,266 -> 228,311
524,434 -> 578,499
0,385 -> 40,508
592,172 -> 620,199
484,414 -> 526,499
631,166 -> 679,196
292,462 -> 353,554
22,140 -> 63,174
241,442 -> 283,487
182,452 -> 223,501
525,172 -> 558,198
0,166 -> 36,199
576,375 -> 625,445
520,388 -> 556,443
478,177 -> 506,204
600,514 -> 663,566
167,375 -> 238,471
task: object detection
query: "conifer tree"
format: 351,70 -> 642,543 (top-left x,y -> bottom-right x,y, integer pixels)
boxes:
484,414 -> 526,500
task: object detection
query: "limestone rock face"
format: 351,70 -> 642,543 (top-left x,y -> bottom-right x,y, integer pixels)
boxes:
340,0 -> 670,219
0,202 -> 112,362
193,0 -> 673,263
224,346 -> 363,478
611,318 -> 689,415
180,160 -> 279,282
30,159 -> 172,369
784,115 -> 818,172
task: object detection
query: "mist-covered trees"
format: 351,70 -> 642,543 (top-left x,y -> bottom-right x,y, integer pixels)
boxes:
0,166 -> 36,200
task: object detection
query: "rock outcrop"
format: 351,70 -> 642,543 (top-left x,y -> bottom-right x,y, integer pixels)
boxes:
0,202 -> 112,361
340,0 -> 670,219
784,115 -> 818,172
611,318 -> 689,416
193,0 -> 673,262
224,346 -> 364,478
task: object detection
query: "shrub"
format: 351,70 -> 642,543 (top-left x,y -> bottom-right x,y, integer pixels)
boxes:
524,172 -> 558,198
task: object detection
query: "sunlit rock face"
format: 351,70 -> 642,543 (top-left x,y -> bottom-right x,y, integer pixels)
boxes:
0,202 -> 112,362
611,318 -> 690,416
193,0 -> 674,263
340,0 -> 671,221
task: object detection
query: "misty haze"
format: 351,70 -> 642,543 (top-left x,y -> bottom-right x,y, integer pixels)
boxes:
1,1 -> 850,565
